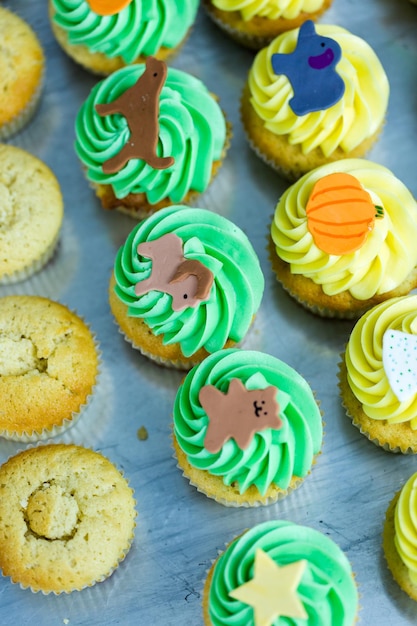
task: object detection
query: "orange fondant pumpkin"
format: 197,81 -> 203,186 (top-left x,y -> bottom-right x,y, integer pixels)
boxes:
306,172 -> 384,255
86,0 -> 133,16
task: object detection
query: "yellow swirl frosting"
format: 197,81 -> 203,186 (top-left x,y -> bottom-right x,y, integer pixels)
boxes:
345,296 -> 417,428
271,159 -> 417,300
211,0 -> 325,20
394,472 -> 417,584
248,25 -> 389,156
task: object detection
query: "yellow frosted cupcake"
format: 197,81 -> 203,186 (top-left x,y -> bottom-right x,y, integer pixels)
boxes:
383,472 -> 417,601
75,59 -> 230,219
0,296 -> 100,442
241,22 -> 389,180
203,520 -> 359,625
49,0 -> 199,75
0,145 -> 64,284
0,444 -> 136,594
173,349 -> 323,506
0,8 -> 44,139
270,159 -> 417,318
203,0 -> 333,49
340,295 -> 417,453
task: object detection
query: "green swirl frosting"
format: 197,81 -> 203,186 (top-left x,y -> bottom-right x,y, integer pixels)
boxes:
173,349 -> 322,493
51,0 -> 199,62
249,25 -> 389,156
395,472 -> 417,584
271,159 -> 417,300
208,520 -> 358,625
345,295 -> 417,428
75,64 -> 227,203
114,207 -> 264,357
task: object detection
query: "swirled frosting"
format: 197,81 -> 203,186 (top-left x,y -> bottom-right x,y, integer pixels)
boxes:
75,64 -> 227,203
208,520 -> 358,625
271,159 -> 417,299
345,296 -> 417,428
248,25 -> 389,156
173,349 -> 322,493
114,207 -> 264,357
212,0 -> 325,21
394,473 -> 417,584
51,0 -> 199,62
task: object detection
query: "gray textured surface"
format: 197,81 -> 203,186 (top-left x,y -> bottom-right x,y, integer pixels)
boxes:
0,1 -> 417,624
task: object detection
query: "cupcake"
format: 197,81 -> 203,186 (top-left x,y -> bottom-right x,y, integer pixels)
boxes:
75,58 -> 230,218
339,295 -> 417,453
0,145 -> 64,284
49,0 -> 199,75
0,8 -> 45,139
0,444 -> 136,594
173,348 -> 323,506
241,22 -> 389,180
0,295 -> 100,442
109,206 -> 264,369
203,520 -> 359,624
384,472 -> 417,600
270,159 -> 417,318
203,0 -> 333,49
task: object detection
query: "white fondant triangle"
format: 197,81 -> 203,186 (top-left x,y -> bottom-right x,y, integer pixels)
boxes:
382,329 -> 417,402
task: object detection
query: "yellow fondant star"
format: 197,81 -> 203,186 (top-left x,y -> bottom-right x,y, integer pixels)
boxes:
229,549 -> 308,626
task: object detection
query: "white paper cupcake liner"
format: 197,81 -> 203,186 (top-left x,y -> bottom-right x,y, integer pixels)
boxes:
0,230 -> 61,286
0,315 -> 102,443
0,67 -> 44,140
0,442 -> 137,595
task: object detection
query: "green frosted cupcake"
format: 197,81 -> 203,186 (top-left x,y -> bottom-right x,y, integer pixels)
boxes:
173,348 -> 323,505
109,207 -> 264,369
203,520 -> 358,625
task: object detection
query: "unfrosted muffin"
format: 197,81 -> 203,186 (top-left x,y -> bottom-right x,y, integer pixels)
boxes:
203,520 -> 358,624
0,145 -> 64,284
0,296 -> 100,441
384,472 -> 417,601
340,295 -> 417,454
0,8 -> 44,139
49,0 -> 199,75
173,349 -> 322,506
203,0 -> 333,49
241,22 -> 389,180
270,159 -> 417,318
75,58 -> 230,219
0,444 -> 136,594
109,206 -> 264,369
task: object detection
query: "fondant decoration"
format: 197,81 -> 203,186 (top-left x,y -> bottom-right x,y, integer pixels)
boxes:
86,0 -> 133,15
271,20 -> 345,116
200,379 -> 281,453
306,172 -> 384,255
382,329 -> 417,402
95,56 -> 175,174
229,549 -> 308,625
135,233 -> 213,311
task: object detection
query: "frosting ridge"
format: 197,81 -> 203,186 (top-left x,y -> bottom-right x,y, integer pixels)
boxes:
113,208 -> 264,357
271,159 -> 417,299
395,473 -> 417,584
75,64 -> 227,203
173,349 -> 322,493
211,0 -> 325,20
248,25 -> 389,156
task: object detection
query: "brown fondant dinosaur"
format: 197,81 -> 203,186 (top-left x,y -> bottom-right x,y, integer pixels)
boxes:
134,233 -> 214,311
95,56 -> 175,174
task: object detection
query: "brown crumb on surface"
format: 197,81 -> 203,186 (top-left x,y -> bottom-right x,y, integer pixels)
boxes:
137,426 -> 148,441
